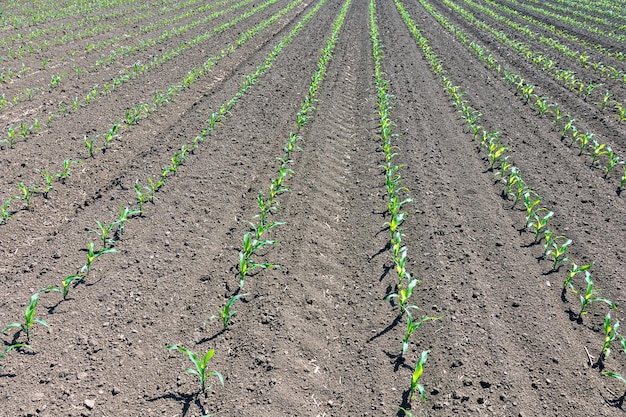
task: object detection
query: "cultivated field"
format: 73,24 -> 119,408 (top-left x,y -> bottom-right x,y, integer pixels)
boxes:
1,0 -> 626,415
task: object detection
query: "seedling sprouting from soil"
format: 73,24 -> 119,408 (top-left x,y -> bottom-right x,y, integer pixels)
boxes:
39,169 -> 54,198
81,241 -> 118,274
545,235 -> 572,271
600,312 -> 620,363
563,263 -> 593,291
402,312 -> 439,356
207,293 -> 249,330
0,343 -> 30,370
17,182 -> 36,210
387,278 -> 418,314
2,292 -> 49,343
573,271 -> 617,318
41,274 -> 85,300
56,159 -> 81,183
116,205 -> 140,234
1,196 -> 16,224
409,350 -> 429,403
527,208 -> 553,242
164,345 -> 224,393
238,232 -> 278,288
90,221 -> 117,248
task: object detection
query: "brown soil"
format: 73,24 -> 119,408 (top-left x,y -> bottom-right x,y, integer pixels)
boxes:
1,0 -> 625,416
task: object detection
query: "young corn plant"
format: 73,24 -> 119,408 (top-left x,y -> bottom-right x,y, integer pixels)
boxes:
603,148 -> 622,178
39,169 -> 54,198
18,182 -> 36,210
590,140 -> 608,167
409,350 -> 430,403
545,235 -> 572,271
573,271 -> 617,318
2,292 -> 49,343
134,180 -> 154,214
56,159 -> 81,183
84,134 -> 98,157
577,132 -> 594,155
401,311 -> 438,356
527,208 -> 553,242
238,232 -> 279,288
116,205 -> 141,235
207,293 -> 249,330
41,274 -> 85,300
81,241 -> 118,275
563,263 -> 593,291
1,196 -> 16,224
487,136 -> 509,170
386,278 -> 418,315
523,192 -> 541,224
90,220 -> 117,248
599,312 -> 619,364
164,346 -> 224,394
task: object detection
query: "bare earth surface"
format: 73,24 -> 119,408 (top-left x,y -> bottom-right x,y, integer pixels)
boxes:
1,0 -> 626,416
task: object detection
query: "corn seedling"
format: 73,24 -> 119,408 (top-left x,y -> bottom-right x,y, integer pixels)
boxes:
17,182 -> 36,210
164,345 -> 224,393
552,106 -> 564,126
207,293 -> 249,330
56,159 -> 81,183
103,122 -> 120,150
116,205 -> 141,234
578,132 -> 594,155
2,292 -> 49,343
387,278 -> 418,314
0,343 -> 31,370
487,136 -> 509,169
520,84 -> 535,103
81,241 -> 118,274
410,350 -> 430,403
561,118 -> 576,139
90,221 -> 117,248
527,208 -> 553,242
545,235 -> 572,271
84,134 -> 98,157
134,180 -> 154,214
590,140 -> 608,167
601,312 -> 619,362
39,169 -> 54,198
535,96 -> 552,115
573,271 -> 617,317
604,148 -> 621,178
3,125 -> 16,148
601,91 -> 614,111
238,232 -> 279,288
523,192 -> 541,223
1,196 -> 16,224
508,175 -> 530,208
563,263 -> 593,291
402,312 -> 438,356
497,156 -> 512,181
41,274 -> 85,300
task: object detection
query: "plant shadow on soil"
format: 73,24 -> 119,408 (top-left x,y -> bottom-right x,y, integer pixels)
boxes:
148,391 -> 210,417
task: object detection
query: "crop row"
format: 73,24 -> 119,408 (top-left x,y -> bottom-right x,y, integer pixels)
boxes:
370,0 -> 441,414
1,0 -> 274,141
479,0 -> 626,62
1,0 -> 344,412
457,0 -> 626,86
501,0 -> 626,43
423,0 -> 626,192
1,0 -> 304,226
440,0 -> 626,124
396,0 -> 626,398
